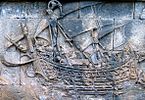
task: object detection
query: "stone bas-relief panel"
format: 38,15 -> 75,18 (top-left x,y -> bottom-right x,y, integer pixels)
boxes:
1,0 -> 145,100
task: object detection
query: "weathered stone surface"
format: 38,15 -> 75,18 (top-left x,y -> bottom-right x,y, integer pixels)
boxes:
1,1 -> 145,100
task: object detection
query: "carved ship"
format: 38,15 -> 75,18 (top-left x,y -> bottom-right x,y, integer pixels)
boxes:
1,0 -> 145,99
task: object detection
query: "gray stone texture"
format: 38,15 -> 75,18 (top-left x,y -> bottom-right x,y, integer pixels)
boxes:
0,1 -> 145,100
